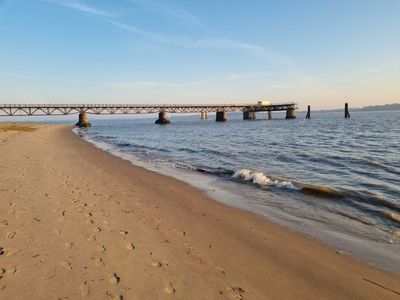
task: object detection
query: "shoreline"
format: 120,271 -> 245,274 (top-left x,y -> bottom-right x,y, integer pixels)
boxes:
77,125 -> 400,274
1,124 -> 399,299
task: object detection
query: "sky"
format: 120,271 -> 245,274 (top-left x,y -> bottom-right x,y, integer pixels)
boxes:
0,0 -> 399,109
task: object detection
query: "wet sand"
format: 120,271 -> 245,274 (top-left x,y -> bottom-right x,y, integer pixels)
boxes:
0,124 -> 399,299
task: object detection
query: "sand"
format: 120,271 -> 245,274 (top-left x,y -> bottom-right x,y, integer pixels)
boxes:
0,124 -> 399,299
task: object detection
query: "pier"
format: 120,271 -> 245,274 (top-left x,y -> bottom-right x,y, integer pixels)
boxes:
0,103 -> 297,127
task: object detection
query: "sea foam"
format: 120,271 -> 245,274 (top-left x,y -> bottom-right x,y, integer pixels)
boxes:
232,169 -> 300,191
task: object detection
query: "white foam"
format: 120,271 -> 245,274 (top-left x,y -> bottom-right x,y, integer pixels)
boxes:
233,169 -> 300,191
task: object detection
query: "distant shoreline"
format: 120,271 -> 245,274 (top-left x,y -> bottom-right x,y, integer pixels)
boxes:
300,103 -> 400,113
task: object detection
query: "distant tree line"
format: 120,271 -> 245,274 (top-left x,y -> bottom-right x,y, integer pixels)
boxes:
361,103 -> 400,111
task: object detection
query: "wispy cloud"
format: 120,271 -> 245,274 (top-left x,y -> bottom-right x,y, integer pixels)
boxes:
225,72 -> 271,81
43,0 -> 116,17
100,18 -> 190,47
128,0 -> 202,28
42,0 -> 292,63
108,79 -> 206,90
0,71 -> 97,84
192,38 -> 264,53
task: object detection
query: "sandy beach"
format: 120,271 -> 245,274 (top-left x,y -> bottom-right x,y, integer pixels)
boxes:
0,124 -> 399,300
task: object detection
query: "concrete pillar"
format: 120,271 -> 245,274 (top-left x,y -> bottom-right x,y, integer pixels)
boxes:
155,111 -> 171,124
285,108 -> 296,119
216,111 -> 227,122
201,111 -> 208,120
345,103 -> 350,118
268,111 -> 272,120
306,105 -> 311,119
75,112 -> 91,127
243,111 -> 256,120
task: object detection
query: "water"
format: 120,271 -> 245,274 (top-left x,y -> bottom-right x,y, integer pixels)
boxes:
75,110 -> 400,272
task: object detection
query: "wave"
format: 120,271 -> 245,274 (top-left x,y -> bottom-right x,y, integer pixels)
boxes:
384,211 -> 400,224
329,209 -> 376,226
346,190 -> 400,213
231,169 -> 346,198
177,147 -> 198,154
174,162 -> 233,176
300,183 -> 342,198
115,142 -> 170,153
361,158 -> 400,176
178,147 -> 233,158
116,142 -> 131,148
95,135 -> 117,140
232,169 -> 300,191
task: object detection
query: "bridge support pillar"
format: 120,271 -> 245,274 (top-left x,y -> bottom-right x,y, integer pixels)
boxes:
306,105 -> 311,119
201,111 -> 208,120
155,111 -> 171,124
243,111 -> 256,120
268,111 -> 272,120
345,103 -> 350,118
75,112 -> 91,128
285,108 -> 296,119
216,111 -> 227,122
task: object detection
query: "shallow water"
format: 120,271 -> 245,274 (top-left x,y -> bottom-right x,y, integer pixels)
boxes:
75,110 -> 400,272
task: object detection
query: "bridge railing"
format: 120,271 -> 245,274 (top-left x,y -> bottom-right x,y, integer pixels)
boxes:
0,102 -> 296,108
0,102 -> 297,116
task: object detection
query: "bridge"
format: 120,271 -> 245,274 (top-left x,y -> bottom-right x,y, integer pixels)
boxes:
0,103 -> 298,127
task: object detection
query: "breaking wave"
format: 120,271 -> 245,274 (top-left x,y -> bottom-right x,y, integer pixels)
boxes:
232,169 -> 301,191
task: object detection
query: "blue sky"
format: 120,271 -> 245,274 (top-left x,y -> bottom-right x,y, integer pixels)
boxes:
0,0 -> 399,109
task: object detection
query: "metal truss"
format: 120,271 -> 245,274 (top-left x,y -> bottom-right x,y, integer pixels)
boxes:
0,103 -> 297,116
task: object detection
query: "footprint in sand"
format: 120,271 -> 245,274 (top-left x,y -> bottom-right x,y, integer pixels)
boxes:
225,286 -> 245,300
5,232 -> 16,239
151,261 -> 162,268
6,267 -> 17,275
0,269 -> 6,279
97,245 -> 107,253
94,258 -> 105,267
215,266 -> 226,275
118,230 -> 128,236
164,282 -> 175,295
106,290 -> 123,300
64,242 -> 74,249
126,243 -> 135,250
79,281 -> 90,297
5,248 -> 19,257
109,273 -> 120,285
0,220 -> 8,228
87,235 -> 97,242
61,261 -> 72,270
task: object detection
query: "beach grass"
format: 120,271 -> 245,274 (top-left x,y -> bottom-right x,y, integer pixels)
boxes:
0,124 -> 36,132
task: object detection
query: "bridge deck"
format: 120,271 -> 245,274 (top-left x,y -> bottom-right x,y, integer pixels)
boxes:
0,103 -> 297,116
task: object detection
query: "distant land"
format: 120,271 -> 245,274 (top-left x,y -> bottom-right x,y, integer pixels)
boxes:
359,103 -> 400,111
304,103 -> 400,113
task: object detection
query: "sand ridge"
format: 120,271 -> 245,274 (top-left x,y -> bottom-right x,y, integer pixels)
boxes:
0,124 -> 399,299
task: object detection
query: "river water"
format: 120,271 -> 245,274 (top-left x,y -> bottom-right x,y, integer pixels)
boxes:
74,110 -> 400,272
